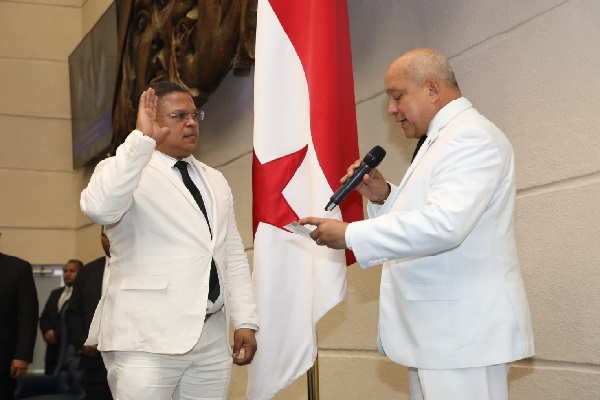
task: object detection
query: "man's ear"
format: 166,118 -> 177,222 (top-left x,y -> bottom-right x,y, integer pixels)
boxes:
425,77 -> 441,102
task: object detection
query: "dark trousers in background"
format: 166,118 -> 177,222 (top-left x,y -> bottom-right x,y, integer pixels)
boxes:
0,373 -> 17,400
81,355 -> 112,400
1,347 -> 17,400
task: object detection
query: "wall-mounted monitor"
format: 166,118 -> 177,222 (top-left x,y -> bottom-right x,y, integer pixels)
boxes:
69,2 -> 118,169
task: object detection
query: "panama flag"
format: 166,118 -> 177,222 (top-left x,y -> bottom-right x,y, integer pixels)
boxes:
249,0 -> 363,398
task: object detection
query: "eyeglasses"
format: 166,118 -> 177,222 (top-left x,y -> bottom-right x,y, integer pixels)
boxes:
164,110 -> 205,122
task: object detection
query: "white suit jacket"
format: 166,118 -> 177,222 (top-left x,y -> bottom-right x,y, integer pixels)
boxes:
346,98 -> 534,369
80,130 -> 258,354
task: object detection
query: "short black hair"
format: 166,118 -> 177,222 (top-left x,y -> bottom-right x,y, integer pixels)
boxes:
66,259 -> 83,269
149,81 -> 190,97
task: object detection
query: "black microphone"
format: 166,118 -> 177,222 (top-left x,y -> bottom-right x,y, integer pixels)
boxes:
325,145 -> 386,211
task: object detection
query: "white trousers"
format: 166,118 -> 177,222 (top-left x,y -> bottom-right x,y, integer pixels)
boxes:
102,310 -> 231,400
409,364 -> 510,400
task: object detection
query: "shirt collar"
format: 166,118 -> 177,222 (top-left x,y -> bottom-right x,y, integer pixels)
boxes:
156,151 -> 195,170
427,97 -> 473,140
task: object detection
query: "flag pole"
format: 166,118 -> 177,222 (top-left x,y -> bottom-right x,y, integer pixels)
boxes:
307,353 -> 320,400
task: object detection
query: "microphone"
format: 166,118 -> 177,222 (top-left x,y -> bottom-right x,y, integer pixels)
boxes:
325,145 -> 386,211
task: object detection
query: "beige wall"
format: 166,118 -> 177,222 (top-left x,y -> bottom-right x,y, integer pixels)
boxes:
1,0 -> 598,398
0,0 -> 113,260
0,0 -> 80,263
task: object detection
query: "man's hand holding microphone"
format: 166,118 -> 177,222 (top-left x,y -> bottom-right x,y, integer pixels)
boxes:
299,146 -> 387,249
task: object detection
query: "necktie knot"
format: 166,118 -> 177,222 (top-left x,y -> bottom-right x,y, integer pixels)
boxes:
174,160 -> 188,171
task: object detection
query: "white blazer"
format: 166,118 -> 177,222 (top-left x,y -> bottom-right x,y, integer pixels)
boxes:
80,130 -> 258,354
346,98 -> 534,369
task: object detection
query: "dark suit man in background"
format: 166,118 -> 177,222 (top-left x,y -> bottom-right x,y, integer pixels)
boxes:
0,232 -> 39,400
39,259 -> 82,375
66,231 -> 112,400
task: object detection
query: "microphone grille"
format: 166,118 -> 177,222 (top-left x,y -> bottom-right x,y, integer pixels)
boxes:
363,145 -> 386,168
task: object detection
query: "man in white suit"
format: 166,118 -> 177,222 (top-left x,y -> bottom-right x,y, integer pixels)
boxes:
80,81 -> 258,400
300,49 -> 534,400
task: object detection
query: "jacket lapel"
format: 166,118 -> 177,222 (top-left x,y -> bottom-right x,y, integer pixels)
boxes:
382,98 -> 473,212
382,134 -> 437,213
148,153 -> 200,212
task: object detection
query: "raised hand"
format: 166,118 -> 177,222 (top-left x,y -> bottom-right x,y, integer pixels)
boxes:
136,88 -> 170,142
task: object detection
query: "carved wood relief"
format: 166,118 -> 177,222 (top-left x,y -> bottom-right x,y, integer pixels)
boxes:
110,0 -> 257,154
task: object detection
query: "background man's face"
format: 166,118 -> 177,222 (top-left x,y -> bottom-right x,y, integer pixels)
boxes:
63,262 -> 80,287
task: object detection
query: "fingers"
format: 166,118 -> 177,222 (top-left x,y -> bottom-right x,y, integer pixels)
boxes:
232,329 -> 257,366
149,89 -> 158,119
297,218 -> 328,244
341,159 -> 362,184
139,89 -> 149,112
141,88 -> 158,120
233,343 -> 257,366
298,218 -> 348,248
137,89 -> 153,136
298,217 -> 320,227
140,88 -> 156,108
10,360 -> 28,378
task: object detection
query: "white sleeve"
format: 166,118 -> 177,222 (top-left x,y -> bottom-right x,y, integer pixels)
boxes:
346,127 -> 504,268
80,130 -> 156,224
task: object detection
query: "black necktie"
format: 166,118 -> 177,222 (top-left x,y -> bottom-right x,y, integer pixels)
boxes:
174,160 -> 220,302
411,135 -> 428,162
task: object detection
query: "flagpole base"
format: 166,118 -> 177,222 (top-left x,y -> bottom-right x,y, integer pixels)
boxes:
307,354 -> 320,400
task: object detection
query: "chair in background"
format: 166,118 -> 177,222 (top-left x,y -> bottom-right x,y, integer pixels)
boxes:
14,304 -> 83,400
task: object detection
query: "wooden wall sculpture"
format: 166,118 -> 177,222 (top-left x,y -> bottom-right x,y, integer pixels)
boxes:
110,0 -> 257,154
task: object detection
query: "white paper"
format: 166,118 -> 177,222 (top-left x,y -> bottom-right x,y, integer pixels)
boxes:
284,221 -> 313,239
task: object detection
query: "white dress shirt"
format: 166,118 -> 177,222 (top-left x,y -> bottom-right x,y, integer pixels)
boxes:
156,151 -> 224,315
57,286 -> 72,311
